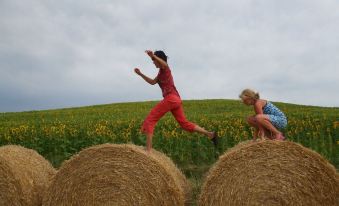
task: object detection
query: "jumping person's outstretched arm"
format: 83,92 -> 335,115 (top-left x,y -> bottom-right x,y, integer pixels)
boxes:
134,68 -> 158,85
145,50 -> 168,70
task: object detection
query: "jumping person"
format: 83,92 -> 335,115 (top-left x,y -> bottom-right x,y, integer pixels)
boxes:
134,50 -> 218,153
239,89 -> 287,141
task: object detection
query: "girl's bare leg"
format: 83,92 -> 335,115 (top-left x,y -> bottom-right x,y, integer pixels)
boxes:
257,126 -> 266,140
255,114 -> 282,139
263,128 -> 274,139
146,133 -> 153,153
247,116 -> 262,140
249,115 -> 276,140
193,125 -> 218,146
193,125 -> 214,139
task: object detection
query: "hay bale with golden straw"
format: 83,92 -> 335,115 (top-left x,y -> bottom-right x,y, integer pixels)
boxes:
0,145 -> 56,206
43,144 -> 191,206
199,140 -> 339,206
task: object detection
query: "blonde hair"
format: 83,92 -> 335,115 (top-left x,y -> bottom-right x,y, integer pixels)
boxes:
239,89 -> 260,100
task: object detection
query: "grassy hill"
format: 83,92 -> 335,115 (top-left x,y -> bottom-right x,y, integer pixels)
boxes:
1,99 -> 338,203
1,99 -> 338,168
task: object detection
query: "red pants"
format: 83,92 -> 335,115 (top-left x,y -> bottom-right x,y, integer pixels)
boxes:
141,94 -> 196,135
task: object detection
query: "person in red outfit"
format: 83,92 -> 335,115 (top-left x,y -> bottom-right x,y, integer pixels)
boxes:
134,50 -> 218,153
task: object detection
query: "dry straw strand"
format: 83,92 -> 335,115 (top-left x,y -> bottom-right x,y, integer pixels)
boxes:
43,144 -> 191,206
199,140 -> 339,206
0,145 -> 56,206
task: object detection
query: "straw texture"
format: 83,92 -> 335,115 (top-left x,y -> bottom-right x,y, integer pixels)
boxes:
43,144 -> 191,206
0,145 -> 56,206
199,140 -> 339,206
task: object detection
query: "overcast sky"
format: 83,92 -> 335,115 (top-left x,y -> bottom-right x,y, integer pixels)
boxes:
1,0 -> 339,112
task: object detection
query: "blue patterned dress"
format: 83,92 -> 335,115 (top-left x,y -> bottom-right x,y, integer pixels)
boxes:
263,102 -> 287,129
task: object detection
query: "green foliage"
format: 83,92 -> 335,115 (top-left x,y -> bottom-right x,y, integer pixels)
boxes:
0,99 -> 338,169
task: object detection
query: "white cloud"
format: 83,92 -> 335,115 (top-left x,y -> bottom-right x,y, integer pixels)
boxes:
1,0 -> 339,111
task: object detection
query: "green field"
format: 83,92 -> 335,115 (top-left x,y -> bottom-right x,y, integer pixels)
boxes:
1,99 -> 338,202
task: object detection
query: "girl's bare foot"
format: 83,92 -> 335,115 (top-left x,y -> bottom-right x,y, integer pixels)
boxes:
274,133 -> 285,141
259,136 -> 266,141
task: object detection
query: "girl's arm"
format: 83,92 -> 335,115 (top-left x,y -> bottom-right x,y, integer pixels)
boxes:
134,68 -> 158,85
145,50 -> 168,70
254,100 -> 266,140
254,100 -> 264,114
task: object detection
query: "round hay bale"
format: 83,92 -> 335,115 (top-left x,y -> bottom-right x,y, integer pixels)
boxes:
0,145 -> 56,206
199,140 -> 339,206
43,144 -> 191,206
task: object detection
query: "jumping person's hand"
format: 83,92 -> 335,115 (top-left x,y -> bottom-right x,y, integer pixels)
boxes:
134,68 -> 142,75
145,50 -> 154,58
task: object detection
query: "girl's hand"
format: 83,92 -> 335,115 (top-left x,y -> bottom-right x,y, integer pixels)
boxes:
134,68 -> 142,75
145,50 -> 154,57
